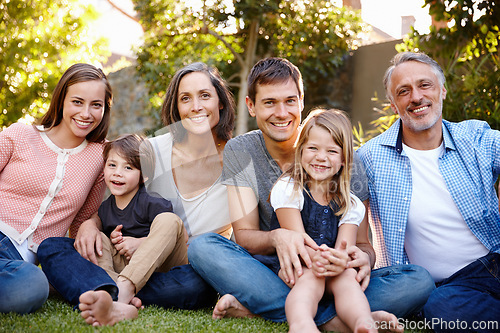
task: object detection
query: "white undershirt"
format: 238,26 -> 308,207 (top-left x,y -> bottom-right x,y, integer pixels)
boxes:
403,143 -> 488,282
8,236 -> 37,264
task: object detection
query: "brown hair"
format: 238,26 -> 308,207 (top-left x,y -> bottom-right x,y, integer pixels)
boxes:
247,57 -> 304,103
38,63 -> 113,143
103,134 -> 155,185
284,108 -> 353,217
161,62 -> 235,142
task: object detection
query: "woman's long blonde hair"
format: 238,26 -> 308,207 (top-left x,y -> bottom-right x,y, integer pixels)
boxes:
284,108 -> 354,218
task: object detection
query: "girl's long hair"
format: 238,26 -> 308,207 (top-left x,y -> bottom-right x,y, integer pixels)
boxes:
283,108 -> 354,218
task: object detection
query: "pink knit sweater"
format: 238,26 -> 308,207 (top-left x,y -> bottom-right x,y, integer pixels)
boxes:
0,123 -> 106,252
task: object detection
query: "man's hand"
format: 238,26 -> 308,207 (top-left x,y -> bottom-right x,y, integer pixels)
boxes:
74,218 -> 102,265
312,242 -> 349,278
271,228 -> 319,286
347,245 -> 371,290
114,237 -> 144,261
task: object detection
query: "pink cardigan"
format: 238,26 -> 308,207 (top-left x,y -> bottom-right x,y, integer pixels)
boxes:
0,123 -> 106,252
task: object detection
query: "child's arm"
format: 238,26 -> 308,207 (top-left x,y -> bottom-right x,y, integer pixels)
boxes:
270,177 -> 319,285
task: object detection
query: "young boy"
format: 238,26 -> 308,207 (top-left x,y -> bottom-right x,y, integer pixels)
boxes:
97,134 -> 188,305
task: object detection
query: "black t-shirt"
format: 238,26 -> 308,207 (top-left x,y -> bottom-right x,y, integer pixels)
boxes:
98,185 -> 173,238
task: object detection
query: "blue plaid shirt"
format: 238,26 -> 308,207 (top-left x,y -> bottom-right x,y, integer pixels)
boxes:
357,118 -> 500,268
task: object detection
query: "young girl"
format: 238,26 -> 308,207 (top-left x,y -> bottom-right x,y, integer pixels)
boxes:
0,63 -> 112,314
96,134 -> 188,306
270,109 -> 376,333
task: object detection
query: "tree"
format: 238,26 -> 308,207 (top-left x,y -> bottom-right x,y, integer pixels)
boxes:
133,0 -> 367,134
0,0 -> 109,128
398,0 -> 499,129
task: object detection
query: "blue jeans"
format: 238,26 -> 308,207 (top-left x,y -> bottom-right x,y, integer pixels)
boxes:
423,252 -> 500,333
0,231 -> 49,314
188,233 -> 435,325
37,237 -> 217,309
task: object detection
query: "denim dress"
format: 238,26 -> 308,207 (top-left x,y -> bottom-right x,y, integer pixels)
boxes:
254,187 -> 340,275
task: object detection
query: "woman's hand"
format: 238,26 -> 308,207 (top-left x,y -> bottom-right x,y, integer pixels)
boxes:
114,237 -> 144,261
312,242 -> 349,278
74,219 -> 102,265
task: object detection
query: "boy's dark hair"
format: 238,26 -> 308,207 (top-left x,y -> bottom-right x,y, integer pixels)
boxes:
103,134 -> 155,185
247,57 -> 304,102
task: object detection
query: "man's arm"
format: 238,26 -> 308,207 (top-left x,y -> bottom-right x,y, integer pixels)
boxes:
347,199 -> 375,290
228,185 -> 318,284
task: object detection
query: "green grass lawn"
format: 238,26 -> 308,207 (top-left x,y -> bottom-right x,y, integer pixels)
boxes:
0,295 -> 431,332
0,295 -> 289,333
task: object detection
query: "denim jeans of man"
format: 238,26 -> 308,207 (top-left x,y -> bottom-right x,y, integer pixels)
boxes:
424,252 -> 500,333
188,233 -> 435,326
0,231 -> 49,314
37,237 -> 217,309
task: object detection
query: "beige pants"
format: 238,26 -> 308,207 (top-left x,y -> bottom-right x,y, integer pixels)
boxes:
97,212 -> 188,293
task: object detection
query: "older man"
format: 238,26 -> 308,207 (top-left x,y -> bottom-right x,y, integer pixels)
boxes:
358,52 -> 500,332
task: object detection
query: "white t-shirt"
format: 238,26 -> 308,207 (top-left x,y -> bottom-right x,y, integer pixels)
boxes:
270,176 -> 365,227
148,133 -> 231,243
403,143 -> 488,282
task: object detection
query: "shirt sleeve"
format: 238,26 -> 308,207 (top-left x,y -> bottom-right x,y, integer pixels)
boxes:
351,151 -> 370,201
338,193 -> 365,226
0,124 -> 17,172
270,177 -> 304,211
221,139 -> 254,188
148,197 -> 174,222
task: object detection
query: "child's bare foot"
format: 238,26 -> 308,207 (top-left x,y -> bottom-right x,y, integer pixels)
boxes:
117,276 -> 136,305
130,296 -> 143,309
79,290 -> 138,326
320,311 -> 401,333
371,311 -> 403,332
354,316 -> 377,333
212,294 -> 256,319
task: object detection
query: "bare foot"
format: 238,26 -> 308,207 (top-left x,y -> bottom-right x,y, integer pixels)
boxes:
320,311 -> 402,333
117,276 -> 136,305
354,315 -> 377,333
371,311 -> 403,333
212,294 -> 256,320
79,290 -> 138,326
130,296 -> 143,309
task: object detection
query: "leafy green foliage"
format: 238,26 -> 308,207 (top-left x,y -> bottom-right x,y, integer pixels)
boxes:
353,94 -> 398,149
398,0 -> 499,129
133,0 -> 368,131
0,0 -> 110,128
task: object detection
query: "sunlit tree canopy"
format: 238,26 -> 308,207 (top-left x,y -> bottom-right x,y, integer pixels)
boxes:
0,0 -> 109,128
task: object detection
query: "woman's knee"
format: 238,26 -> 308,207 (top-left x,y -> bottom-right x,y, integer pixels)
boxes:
0,261 -> 49,314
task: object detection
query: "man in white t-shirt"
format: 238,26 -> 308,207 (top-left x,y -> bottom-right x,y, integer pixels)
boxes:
358,51 -> 500,332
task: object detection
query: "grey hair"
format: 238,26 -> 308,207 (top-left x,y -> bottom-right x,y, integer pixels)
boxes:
383,52 -> 445,100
